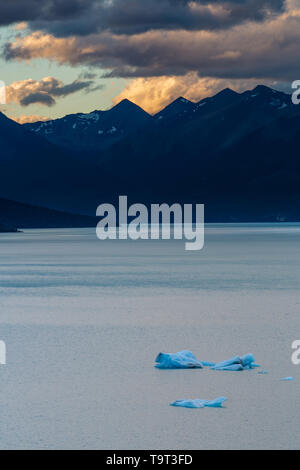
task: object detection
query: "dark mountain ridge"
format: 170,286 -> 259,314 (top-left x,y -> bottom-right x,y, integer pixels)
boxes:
0,84 -> 299,222
0,197 -> 98,229
24,99 -> 152,154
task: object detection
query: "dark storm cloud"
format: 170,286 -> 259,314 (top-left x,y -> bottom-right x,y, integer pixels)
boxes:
0,0 -> 287,34
3,0 -> 298,85
4,9 -> 300,83
6,76 -> 104,107
91,0 -> 286,35
20,92 -> 56,106
48,77 -> 98,96
0,0 -> 96,26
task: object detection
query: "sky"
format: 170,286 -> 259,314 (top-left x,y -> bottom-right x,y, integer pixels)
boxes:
0,0 -> 299,122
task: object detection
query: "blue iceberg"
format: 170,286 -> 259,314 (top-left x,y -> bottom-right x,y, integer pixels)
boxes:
155,351 -> 259,371
280,376 -> 294,381
155,350 -> 203,369
210,354 -> 259,371
170,397 -> 227,409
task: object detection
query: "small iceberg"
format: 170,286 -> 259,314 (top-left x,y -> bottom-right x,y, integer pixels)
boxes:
170,397 -> 227,409
210,354 -> 259,371
155,351 -> 259,371
280,377 -> 294,381
155,350 -> 203,369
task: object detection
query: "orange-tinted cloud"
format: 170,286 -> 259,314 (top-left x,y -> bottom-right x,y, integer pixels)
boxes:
113,74 -> 280,114
4,3 -> 300,83
4,32 -> 76,64
12,114 -> 50,124
14,22 -> 28,30
6,76 -> 101,107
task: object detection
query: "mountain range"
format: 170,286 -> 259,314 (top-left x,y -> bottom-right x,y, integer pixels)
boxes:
0,197 -> 97,231
1,84 -> 300,227
24,99 -> 152,155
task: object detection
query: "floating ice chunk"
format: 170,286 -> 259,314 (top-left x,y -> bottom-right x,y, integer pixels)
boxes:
258,370 -> 268,375
200,361 -> 216,367
211,363 -> 244,371
280,377 -> 294,381
155,351 -> 259,370
155,350 -> 203,369
210,354 -> 259,371
170,397 -> 227,409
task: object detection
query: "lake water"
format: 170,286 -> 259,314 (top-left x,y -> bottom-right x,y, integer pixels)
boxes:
0,225 -> 299,449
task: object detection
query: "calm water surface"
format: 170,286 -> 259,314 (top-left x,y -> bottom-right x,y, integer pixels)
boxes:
0,225 -> 299,449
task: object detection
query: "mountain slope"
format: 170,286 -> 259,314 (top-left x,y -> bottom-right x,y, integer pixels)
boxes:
2,84 -> 300,221
0,197 -> 98,229
154,88 -> 241,126
97,85 -> 296,181
0,222 -> 18,233
155,97 -> 197,120
0,111 -> 101,212
24,99 -> 153,153
92,86 -> 300,220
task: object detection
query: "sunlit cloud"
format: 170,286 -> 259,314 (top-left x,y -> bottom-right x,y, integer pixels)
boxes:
3,4 -> 300,83
14,22 -> 28,31
114,74 -> 271,114
1,0 -> 299,114
12,114 -> 50,124
6,76 -> 103,107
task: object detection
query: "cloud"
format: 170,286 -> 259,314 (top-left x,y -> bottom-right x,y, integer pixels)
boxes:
6,76 -> 103,107
12,114 -> 50,124
4,5 -> 300,82
20,91 -> 56,106
14,22 -> 28,31
0,0 -> 286,34
0,1 -> 96,28
113,74 -> 268,113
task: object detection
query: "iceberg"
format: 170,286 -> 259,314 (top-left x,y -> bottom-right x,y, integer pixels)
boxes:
155,351 -> 259,370
280,376 -> 294,381
210,354 -> 259,371
155,350 -> 203,369
170,397 -> 227,409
